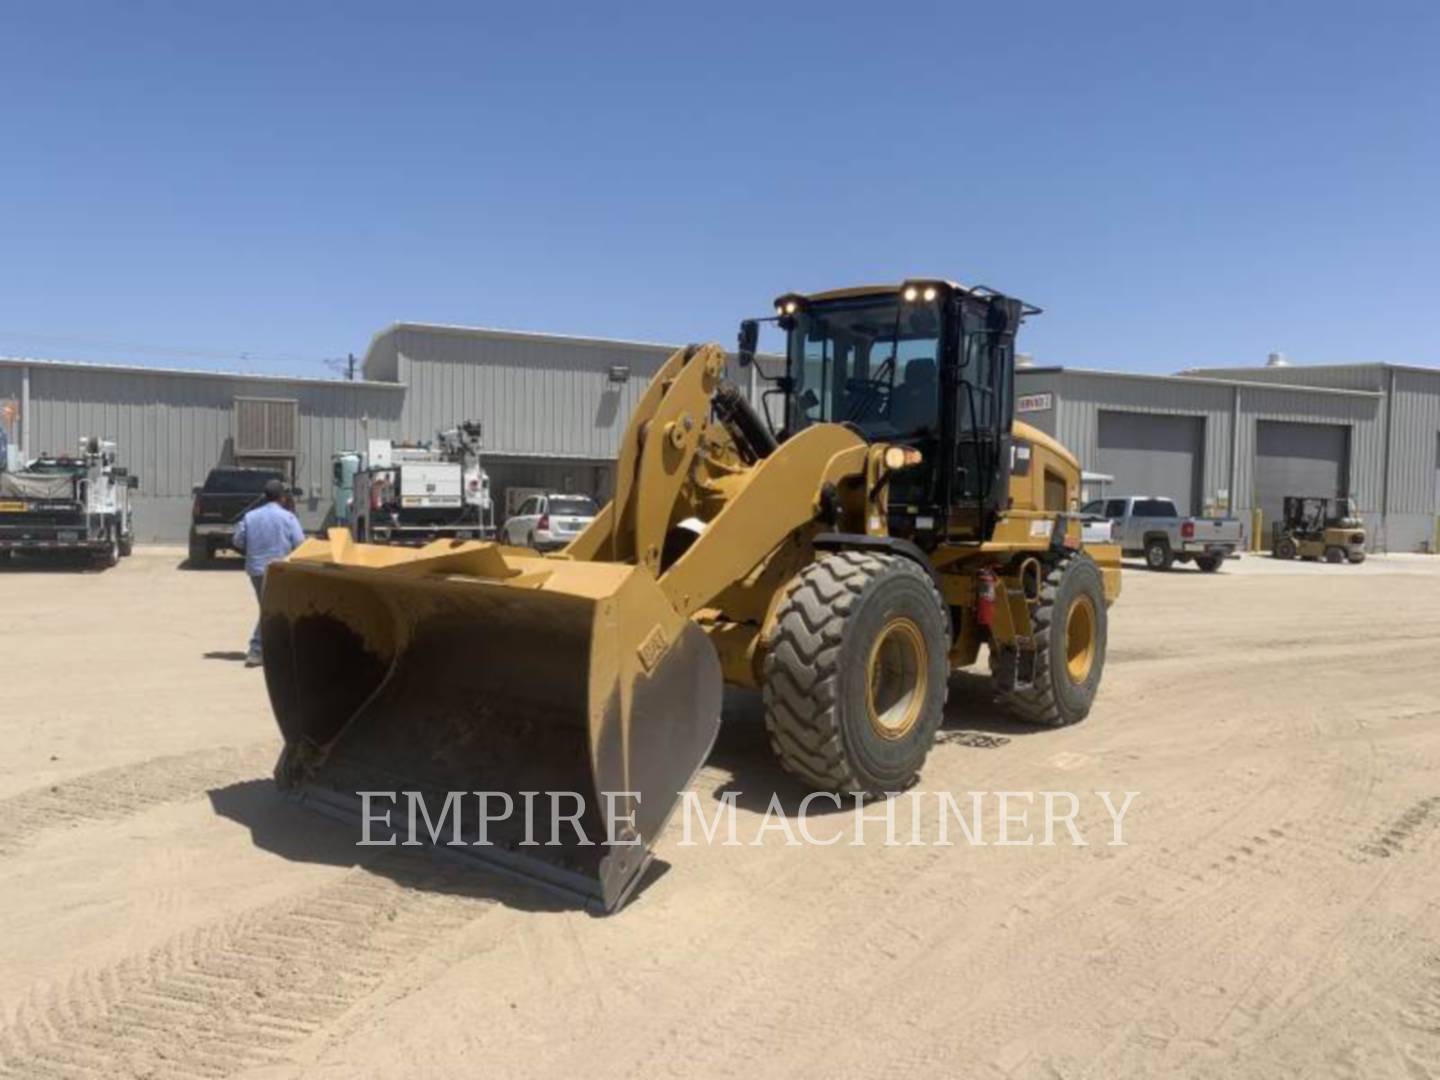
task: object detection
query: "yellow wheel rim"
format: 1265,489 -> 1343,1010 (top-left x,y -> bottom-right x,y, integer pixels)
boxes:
866,617 -> 928,740
1065,593 -> 1097,683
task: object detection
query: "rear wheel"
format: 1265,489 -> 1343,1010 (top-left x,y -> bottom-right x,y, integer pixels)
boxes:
1195,554 -> 1222,573
762,552 -> 949,795
997,552 -> 1108,727
1144,537 -> 1174,571
188,535 -> 211,566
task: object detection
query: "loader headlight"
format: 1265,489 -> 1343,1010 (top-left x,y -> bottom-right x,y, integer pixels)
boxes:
884,446 -> 923,470
902,286 -> 919,302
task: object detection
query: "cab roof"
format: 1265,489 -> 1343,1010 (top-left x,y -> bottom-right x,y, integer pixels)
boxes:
791,281 -> 968,303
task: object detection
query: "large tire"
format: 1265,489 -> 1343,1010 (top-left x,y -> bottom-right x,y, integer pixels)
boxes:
95,528 -> 120,569
1144,537 -> 1174,571
1195,554 -> 1222,573
1324,546 -> 1345,564
997,552 -> 1108,728
762,551 -> 949,795
1273,536 -> 1297,560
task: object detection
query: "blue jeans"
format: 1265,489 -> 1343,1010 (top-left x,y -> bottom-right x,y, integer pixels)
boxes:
249,573 -> 265,656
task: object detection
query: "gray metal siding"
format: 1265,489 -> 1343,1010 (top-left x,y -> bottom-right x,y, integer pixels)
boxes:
8,363 -> 403,539
1382,368 -> 1440,551
1045,371 -> 1235,511
0,366 -> 22,458
362,328 -> 400,382
1232,385 -> 1383,544
393,327 -> 677,461
1252,421 -> 1351,546
1388,369 -> 1440,513
1096,410 -> 1205,514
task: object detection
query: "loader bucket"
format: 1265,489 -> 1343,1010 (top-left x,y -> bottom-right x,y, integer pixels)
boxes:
258,536 -> 723,913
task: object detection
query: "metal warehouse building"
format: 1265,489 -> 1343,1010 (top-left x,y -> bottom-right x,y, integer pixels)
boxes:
1016,361 -> 1440,552
0,325 -> 705,543
4,328 -> 1438,552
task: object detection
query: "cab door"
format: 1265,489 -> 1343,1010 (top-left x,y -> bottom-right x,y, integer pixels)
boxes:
943,296 -> 1021,542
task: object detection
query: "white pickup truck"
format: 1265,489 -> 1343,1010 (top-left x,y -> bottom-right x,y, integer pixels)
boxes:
1082,495 -> 1243,573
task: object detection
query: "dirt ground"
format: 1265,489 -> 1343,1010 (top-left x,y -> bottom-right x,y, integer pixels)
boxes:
1,546 -> 1438,1079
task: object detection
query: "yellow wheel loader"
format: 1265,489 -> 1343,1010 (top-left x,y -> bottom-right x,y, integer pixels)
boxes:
260,279 -> 1121,911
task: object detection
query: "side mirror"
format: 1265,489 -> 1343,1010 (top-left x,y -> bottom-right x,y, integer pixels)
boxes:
291,486 -> 306,498
128,476 -> 140,489
737,320 -> 759,368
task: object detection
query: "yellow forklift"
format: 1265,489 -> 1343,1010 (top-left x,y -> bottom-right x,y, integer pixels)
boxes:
1271,496 -> 1367,564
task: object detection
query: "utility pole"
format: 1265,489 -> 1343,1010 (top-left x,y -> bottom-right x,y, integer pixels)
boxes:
347,352 -> 356,381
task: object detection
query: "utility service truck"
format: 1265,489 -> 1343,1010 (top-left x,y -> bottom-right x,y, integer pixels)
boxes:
0,438 -> 138,566
347,421 -> 494,544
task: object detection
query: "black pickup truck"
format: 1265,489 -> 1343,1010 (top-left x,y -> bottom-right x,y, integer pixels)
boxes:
188,467 -> 302,565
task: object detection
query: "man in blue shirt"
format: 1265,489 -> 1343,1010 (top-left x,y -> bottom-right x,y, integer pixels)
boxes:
233,479 -> 306,667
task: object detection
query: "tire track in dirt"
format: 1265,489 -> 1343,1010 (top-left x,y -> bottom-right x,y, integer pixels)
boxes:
0,744 -> 279,857
0,854 -> 498,1079
668,675 -> 1390,1079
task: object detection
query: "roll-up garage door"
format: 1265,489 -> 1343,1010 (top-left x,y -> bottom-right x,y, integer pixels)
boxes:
1096,411 -> 1205,515
1254,421 -> 1349,546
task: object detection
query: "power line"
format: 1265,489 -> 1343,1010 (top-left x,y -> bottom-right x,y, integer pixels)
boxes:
0,328 -> 333,371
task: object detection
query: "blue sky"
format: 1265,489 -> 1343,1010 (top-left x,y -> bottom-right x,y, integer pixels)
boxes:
1,1 -> 1436,377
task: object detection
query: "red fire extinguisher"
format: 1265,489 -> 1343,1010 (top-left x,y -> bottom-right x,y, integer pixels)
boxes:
976,567 -> 997,627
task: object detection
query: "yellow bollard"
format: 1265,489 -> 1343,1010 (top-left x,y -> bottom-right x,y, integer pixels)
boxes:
1252,507 -> 1264,553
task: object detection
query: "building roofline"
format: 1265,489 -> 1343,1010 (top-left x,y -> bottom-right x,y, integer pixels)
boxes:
362,320 -> 785,379
0,353 -> 404,390
372,321 -> 685,357
1179,361 -> 1440,377
1032,365 -> 1381,398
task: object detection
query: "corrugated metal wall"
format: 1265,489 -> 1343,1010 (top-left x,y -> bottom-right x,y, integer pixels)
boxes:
1386,368 -> 1440,550
1185,363 -> 1439,550
21,364 -> 403,499
1047,372 -> 1236,508
1,361 -> 404,540
1232,384 -> 1383,526
391,327 -> 678,461
1019,368 -> 1399,545
0,366 -> 21,452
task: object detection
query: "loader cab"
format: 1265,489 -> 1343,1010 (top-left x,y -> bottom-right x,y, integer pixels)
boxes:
772,280 -> 1031,546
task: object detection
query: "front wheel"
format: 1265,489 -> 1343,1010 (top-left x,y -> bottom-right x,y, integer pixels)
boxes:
997,552 -> 1108,727
1273,536 -> 1297,560
96,529 -> 120,569
762,551 -> 949,795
